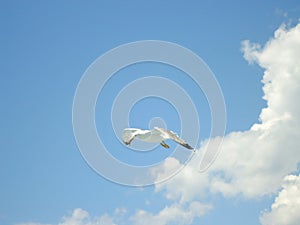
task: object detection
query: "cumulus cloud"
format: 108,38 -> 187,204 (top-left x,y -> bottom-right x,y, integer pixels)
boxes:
260,174 -> 300,225
154,21 -> 300,203
210,21 -> 300,198
130,201 -> 212,225
16,21 -> 300,225
241,40 -> 261,64
16,204 -> 212,225
16,208 -> 117,225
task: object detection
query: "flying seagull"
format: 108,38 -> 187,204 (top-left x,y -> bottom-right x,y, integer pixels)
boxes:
122,127 -> 194,150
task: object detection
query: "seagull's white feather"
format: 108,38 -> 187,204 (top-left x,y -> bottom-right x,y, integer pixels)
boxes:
153,127 -> 193,149
122,127 -> 194,150
122,128 -> 142,145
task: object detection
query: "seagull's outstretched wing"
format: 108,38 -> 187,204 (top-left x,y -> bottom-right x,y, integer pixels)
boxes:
122,128 -> 140,145
154,127 -> 194,150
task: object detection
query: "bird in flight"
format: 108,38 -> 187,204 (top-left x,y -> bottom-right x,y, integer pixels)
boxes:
122,127 -> 194,150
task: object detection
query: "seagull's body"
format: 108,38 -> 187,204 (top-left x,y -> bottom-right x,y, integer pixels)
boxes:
122,127 -> 194,150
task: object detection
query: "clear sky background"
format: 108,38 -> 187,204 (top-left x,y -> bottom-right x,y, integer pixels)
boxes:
1,1 -> 300,225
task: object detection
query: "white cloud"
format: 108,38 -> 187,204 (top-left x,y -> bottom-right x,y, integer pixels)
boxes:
16,21 -> 300,225
96,214 -> 117,225
154,154 -> 209,202
16,204 -> 211,225
16,208 -> 117,225
260,174 -> 300,225
154,21 -> 300,204
210,21 -> 300,198
241,40 -> 261,64
130,201 -> 212,225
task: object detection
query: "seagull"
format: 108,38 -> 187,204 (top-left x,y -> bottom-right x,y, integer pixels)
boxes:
122,127 -> 194,150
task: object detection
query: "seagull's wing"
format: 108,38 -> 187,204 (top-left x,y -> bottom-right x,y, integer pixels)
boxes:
154,127 -> 194,150
122,128 -> 141,145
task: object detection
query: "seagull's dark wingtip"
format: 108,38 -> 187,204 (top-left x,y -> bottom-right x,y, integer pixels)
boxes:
181,143 -> 194,150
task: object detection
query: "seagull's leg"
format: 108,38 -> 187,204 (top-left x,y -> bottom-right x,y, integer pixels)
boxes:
160,141 -> 170,148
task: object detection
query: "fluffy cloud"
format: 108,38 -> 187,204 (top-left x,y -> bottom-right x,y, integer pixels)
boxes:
16,203 -> 211,225
260,174 -> 300,225
16,21 -> 300,225
211,21 -> 300,198
130,201 -> 212,225
154,21 -> 300,203
16,208 -> 117,225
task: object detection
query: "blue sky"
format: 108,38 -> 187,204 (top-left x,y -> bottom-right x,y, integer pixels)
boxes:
1,1 -> 300,225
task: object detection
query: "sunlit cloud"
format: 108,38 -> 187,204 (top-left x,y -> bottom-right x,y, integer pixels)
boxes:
152,21 -> 300,223
260,174 -> 300,225
16,21 -> 300,225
